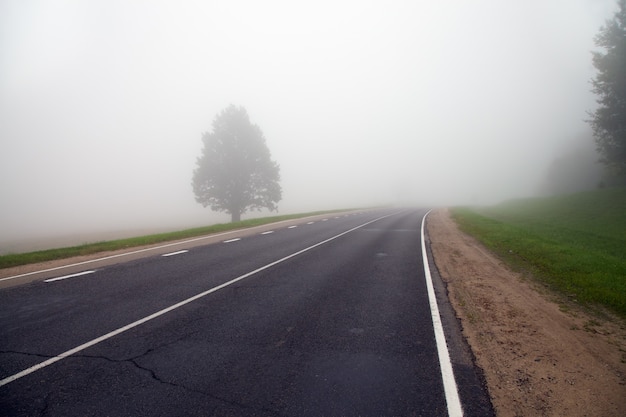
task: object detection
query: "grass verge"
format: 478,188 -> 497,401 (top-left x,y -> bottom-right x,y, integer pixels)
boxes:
0,210 -> 351,270
450,188 -> 626,319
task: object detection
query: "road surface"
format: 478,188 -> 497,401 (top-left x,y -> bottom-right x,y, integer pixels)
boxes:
0,209 -> 493,416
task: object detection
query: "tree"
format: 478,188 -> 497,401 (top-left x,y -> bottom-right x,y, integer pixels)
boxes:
589,0 -> 626,177
539,144 -> 604,195
192,105 -> 282,222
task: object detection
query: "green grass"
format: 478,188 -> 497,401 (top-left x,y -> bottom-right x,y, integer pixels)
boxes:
451,188 -> 626,319
0,210 -> 351,270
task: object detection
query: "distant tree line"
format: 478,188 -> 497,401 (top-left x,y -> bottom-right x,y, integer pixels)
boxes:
588,0 -> 626,183
538,141 -> 604,196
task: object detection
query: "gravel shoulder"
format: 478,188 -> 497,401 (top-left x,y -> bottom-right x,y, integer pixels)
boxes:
427,208 -> 626,416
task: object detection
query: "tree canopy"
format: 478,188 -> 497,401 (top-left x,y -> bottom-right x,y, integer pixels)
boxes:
192,105 -> 282,222
589,0 -> 626,177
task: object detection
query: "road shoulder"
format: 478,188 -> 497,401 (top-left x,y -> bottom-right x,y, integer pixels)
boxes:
427,208 -> 626,417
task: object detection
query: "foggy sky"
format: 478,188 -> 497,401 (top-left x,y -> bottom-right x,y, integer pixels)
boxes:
0,0 -> 617,251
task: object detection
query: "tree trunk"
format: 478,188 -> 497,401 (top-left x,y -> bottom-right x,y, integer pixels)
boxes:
231,211 -> 241,222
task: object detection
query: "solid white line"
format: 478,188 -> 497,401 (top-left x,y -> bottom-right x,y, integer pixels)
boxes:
223,238 -> 241,243
0,211 -> 398,387
44,270 -> 96,283
162,250 -> 188,257
260,231 -> 274,235
420,210 -> 464,417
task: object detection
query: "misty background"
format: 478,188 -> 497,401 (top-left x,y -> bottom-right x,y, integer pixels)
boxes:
0,0 -> 616,253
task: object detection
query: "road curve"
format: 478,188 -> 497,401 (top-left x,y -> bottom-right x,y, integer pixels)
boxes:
0,209 -> 493,416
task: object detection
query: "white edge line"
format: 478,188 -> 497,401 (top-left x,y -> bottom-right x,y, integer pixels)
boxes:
421,209 -> 464,417
0,215 -> 342,283
0,211 -> 399,387
162,250 -> 188,257
44,270 -> 96,283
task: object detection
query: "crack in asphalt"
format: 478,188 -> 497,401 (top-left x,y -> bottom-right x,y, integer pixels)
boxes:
0,349 -> 54,359
1,343 -> 284,417
90,351 -> 284,417
126,353 -> 284,417
35,392 -> 52,417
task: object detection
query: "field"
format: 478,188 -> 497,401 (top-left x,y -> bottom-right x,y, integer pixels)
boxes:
451,188 -> 626,319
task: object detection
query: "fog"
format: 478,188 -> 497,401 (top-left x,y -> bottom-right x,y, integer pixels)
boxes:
0,0 -> 616,252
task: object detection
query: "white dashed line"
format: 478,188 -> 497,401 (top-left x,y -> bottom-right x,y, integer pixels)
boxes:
307,222 -> 314,225
261,231 -> 274,235
223,238 -> 241,243
44,270 -> 96,283
288,226 -> 297,229
0,215 -> 336,283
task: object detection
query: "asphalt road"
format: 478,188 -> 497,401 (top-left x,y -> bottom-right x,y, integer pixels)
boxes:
0,209 -> 493,416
